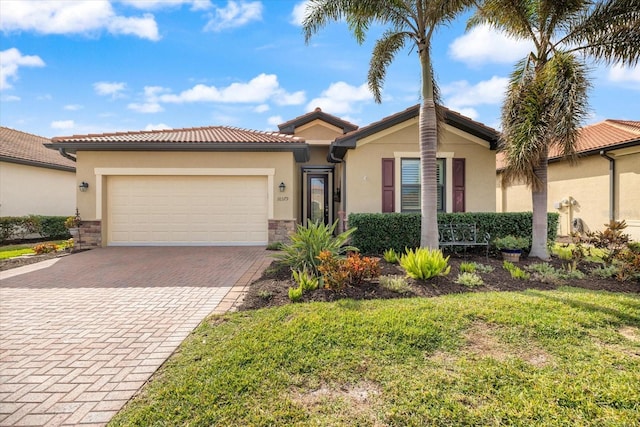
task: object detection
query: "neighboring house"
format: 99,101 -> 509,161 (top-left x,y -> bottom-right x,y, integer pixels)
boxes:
496,120 -> 640,240
0,126 -> 76,217
45,106 -> 498,247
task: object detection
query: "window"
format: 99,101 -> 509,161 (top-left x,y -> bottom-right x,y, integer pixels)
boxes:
400,158 -> 445,212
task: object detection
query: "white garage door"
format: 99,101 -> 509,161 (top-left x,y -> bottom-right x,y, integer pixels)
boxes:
107,175 -> 268,245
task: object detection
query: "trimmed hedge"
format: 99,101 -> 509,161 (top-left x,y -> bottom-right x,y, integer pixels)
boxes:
348,212 -> 559,254
0,215 -> 70,243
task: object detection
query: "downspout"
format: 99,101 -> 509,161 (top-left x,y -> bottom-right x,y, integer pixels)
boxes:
599,150 -> 615,222
328,150 -> 346,232
58,148 -> 77,162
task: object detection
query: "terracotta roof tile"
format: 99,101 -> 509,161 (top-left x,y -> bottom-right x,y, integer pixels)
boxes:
51,126 -> 304,144
278,107 -> 359,134
496,119 -> 640,169
0,126 -> 75,170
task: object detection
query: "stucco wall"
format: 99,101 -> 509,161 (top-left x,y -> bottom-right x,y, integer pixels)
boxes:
0,161 -> 76,217
344,119 -> 496,215
497,151 -> 640,240
75,151 -> 298,222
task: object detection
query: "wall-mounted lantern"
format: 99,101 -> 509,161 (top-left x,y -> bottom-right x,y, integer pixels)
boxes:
279,182 -> 286,192
79,182 -> 89,192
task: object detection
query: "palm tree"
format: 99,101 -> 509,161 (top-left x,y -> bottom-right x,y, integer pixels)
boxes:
473,0 -> 640,259
303,0 -> 472,249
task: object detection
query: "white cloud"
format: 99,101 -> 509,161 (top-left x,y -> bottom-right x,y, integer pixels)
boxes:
204,1 -> 262,32
0,48 -> 45,90
442,76 -> 508,110
608,63 -> 640,87
159,73 -> 305,105
51,120 -> 75,129
64,104 -> 83,111
94,81 -> 127,98
144,123 -> 172,131
267,115 -> 283,127
120,0 -> 212,11
290,1 -> 310,26
454,108 -> 479,120
449,25 -> 531,66
128,102 -> 164,113
2,95 -> 21,102
306,81 -> 373,114
254,104 -> 269,113
1,0 -> 160,41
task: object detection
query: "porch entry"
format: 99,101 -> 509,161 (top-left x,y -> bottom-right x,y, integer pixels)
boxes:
302,167 -> 334,226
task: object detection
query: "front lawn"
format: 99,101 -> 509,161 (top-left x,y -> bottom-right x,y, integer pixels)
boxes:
110,288 -> 639,426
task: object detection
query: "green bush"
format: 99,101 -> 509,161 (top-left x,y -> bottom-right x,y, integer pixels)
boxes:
274,220 -> 356,276
0,215 -> 69,243
383,248 -> 400,263
348,212 -> 559,254
288,286 -> 303,302
503,261 -> 530,280
459,262 -> 476,273
400,248 -> 451,280
292,269 -> 319,292
454,272 -> 484,287
38,216 -> 71,240
379,275 -> 411,293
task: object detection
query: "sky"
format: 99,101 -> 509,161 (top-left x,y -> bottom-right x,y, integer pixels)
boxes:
1,0 -> 638,138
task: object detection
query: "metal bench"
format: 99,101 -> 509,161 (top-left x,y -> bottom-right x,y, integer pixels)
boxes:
438,223 -> 490,257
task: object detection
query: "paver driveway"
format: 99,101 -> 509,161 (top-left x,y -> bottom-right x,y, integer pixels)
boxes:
0,247 -> 271,426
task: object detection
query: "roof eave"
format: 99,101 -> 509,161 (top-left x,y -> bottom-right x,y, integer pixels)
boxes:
45,142 -> 310,162
0,155 -> 76,172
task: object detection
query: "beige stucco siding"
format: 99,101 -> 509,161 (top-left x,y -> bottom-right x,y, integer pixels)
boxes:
75,151 -> 298,223
344,120 -> 496,215
0,161 -> 75,216
293,121 -> 344,141
497,151 -> 640,239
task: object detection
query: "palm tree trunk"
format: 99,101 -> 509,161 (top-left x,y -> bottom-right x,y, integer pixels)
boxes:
419,50 -> 439,249
530,150 -> 550,260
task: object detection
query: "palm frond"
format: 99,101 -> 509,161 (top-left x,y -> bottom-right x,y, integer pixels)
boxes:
368,30 -> 407,102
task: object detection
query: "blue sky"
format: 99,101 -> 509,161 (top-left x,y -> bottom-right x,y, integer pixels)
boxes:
1,0 -> 638,138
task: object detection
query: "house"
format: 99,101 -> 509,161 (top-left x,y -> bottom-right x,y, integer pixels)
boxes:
496,120 -> 640,240
45,106 -> 498,247
0,126 -> 76,217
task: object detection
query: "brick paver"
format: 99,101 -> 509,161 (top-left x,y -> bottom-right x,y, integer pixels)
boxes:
0,247 -> 271,426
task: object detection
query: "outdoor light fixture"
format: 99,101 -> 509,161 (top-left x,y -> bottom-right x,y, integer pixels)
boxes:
279,182 -> 286,192
79,182 -> 89,192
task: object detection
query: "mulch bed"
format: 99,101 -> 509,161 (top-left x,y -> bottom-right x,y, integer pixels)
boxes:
239,252 -> 640,311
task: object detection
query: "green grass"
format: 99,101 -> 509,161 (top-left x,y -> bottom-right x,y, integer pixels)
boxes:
110,289 -> 640,426
0,240 -> 67,259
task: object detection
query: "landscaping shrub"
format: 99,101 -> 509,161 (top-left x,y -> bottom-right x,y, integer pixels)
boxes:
503,261 -> 530,280
383,248 -> 400,263
348,212 -> 559,254
292,269 -> 319,292
274,220 -> 356,276
459,262 -> 476,273
400,248 -> 450,280
379,275 -> 411,293
38,216 -> 71,240
32,242 -> 58,254
454,272 -> 484,287
317,251 -> 380,289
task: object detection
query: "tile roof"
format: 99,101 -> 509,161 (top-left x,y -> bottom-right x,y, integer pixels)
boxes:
278,107 -> 359,134
0,126 -> 75,171
496,119 -> 640,169
51,126 -> 304,144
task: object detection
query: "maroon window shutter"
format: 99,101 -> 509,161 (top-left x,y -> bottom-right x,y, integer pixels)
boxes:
453,158 -> 465,212
382,158 -> 395,212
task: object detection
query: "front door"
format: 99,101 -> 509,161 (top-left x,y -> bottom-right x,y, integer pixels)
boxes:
302,168 -> 333,226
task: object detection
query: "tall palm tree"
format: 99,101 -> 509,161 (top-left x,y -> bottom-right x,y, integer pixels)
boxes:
303,0 -> 472,249
473,0 -> 640,259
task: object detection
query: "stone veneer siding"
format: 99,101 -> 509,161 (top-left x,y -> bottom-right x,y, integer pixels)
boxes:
77,220 -> 102,249
268,219 -> 296,244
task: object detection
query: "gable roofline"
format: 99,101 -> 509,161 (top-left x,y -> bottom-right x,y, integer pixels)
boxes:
329,104 -> 499,160
278,107 -> 359,135
0,126 -> 76,171
46,125 -> 310,162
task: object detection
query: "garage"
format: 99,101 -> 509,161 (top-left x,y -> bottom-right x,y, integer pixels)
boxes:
107,175 -> 268,245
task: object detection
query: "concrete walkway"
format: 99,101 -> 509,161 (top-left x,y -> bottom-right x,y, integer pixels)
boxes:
0,247 -> 271,426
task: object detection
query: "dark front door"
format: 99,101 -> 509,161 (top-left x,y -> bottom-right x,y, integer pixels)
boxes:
307,174 -> 329,225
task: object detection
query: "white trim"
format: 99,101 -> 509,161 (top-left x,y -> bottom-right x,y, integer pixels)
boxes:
392,153 -> 454,213
95,167 -> 276,222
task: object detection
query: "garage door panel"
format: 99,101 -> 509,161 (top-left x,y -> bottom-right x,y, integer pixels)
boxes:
108,175 -> 268,246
